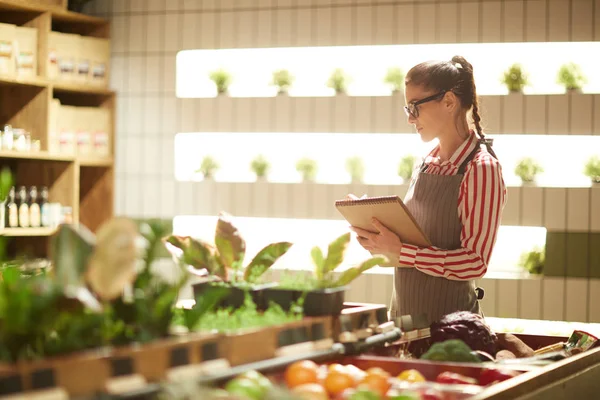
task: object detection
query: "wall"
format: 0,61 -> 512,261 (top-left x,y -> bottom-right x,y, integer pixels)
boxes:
85,0 -> 600,322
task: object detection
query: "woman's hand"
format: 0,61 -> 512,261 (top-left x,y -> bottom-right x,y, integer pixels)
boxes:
350,218 -> 403,256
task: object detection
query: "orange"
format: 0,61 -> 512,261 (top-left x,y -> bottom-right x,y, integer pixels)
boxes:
324,370 -> 355,396
358,373 -> 391,397
285,360 -> 319,388
328,363 -> 347,373
365,367 -> 390,379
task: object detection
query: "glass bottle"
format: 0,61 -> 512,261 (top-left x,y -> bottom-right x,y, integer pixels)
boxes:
29,186 -> 41,228
40,186 -> 50,227
18,186 -> 29,228
7,187 -> 18,228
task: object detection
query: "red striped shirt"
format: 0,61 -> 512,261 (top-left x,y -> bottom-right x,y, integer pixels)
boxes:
398,133 -> 507,281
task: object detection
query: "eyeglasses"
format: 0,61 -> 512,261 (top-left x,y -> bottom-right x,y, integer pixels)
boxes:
404,91 -> 447,118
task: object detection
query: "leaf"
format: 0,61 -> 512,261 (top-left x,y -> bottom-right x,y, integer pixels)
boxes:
215,213 -> 246,266
164,235 -> 224,278
244,242 -> 293,282
1,266 -> 20,286
322,233 -> 351,274
335,256 -> 388,287
183,285 -> 230,330
311,246 -> 325,280
215,236 -> 234,269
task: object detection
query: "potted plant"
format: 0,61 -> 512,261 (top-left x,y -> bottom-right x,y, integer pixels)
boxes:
515,157 -> 543,184
557,62 -> 587,93
327,68 -> 350,95
263,232 -> 388,316
209,68 -> 232,96
271,69 -> 294,96
398,155 -> 418,183
0,167 -> 12,230
501,64 -> 528,94
250,155 -> 270,181
165,212 -> 293,310
296,157 -> 318,182
345,156 -> 365,184
196,156 -> 219,180
384,67 -> 405,95
584,155 -> 600,185
519,246 -> 544,275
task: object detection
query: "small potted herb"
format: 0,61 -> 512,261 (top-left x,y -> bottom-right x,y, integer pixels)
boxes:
327,68 -> 350,95
345,156 -> 365,184
557,62 -> 587,93
501,64 -> 528,94
384,67 -> 405,95
250,155 -> 270,181
515,157 -> 543,185
263,233 -> 388,316
165,212 -> 292,310
271,69 -> 294,96
519,246 -> 544,275
209,68 -> 232,96
398,155 -> 418,183
196,156 -> 219,180
584,155 -> 600,185
296,157 -> 318,183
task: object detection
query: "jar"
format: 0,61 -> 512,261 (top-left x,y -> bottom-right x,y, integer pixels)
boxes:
2,124 -> 13,151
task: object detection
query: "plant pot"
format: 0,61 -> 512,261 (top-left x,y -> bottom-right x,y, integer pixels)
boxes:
263,286 -> 347,316
192,281 -> 277,310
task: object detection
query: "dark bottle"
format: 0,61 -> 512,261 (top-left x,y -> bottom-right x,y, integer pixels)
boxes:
6,186 -> 18,228
29,186 -> 41,228
40,186 -> 49,227
17,186 -> 29,228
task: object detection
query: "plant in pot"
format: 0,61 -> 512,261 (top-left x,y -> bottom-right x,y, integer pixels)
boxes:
584,155 -> 600,185
271,69 -> 294,96
384,67 -> 405,95
398,155 -> 418,183
209,69 -> 232,96
0,167 -> 12,230
345,156 -> 365,184
250,154 -> 270,181
263,232 -> 388,316
514,157 -> 543,185
296,157 -> 318,183
519,246 -> 544,275
327,68 -> 350,95
196,156 -> 219,180
557,62 -> 587,93
501,64 -> 529,94
164,212 -> 293,310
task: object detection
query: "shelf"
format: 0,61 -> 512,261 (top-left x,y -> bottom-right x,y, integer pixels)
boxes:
0,227 -> 57,237
52,82 -> 114,96
79,157 -> 113,167
0,150 -> 74,162
0,0 -> 107,25
0,75 -> 47,89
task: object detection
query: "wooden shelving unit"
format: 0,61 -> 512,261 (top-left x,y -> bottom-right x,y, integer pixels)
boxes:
0,0 -> 114,257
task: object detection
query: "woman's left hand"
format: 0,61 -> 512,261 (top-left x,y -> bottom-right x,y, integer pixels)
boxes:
350,218 -> 403,256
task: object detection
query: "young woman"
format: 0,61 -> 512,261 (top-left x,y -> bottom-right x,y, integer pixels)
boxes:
350,56 -> 507,325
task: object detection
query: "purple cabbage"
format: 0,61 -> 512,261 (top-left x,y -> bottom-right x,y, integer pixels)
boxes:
430,311 -> 498,356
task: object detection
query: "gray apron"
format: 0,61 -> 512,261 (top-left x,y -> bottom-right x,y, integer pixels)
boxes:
390,143 -> 486,325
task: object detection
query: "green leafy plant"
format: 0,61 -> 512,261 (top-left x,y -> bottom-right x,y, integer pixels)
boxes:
515,157 -> 543,184
398,155 -> 418,182
296,157 -> 318,182
0,167 -> 12,203
165,212 -> 292,285
209,69 -> 232,95
345,156 -> 365,183
584,155 -> 600,184
250,155 -> 270,179
327,68 -> 350,95
519,246 -> 544,275
557,62 -> 587,92
271,69 -> 294,95
384,67 -> 405,94
279,233 -> 388,290
501,64 -> 529,93
196,156 -> 219,180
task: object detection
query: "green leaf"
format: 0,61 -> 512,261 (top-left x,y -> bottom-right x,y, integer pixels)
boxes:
335,256 -> 388,287
165,235 -> 224,278
215,213 -> 246,266
1,266 -> 20,286
311,246 -> 324,280
244,242 -> 292,282
183,285 -> 230,330
215,236 -> 234,268
322,233 -> 351,274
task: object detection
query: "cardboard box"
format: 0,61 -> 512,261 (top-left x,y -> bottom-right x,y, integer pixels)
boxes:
85,36 -> 110,87
58,105 -> 76,154
0,23 -> 16,77
92,108 -> 111,157
58,33 -> 78,82
48,98 -> 61,153
47,31 -> 61,80
75,35 -> 91,83
15,26 -> 37,77
76,107 -> 93,156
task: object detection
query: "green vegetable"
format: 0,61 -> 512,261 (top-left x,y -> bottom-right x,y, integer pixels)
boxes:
237,370 -> 272,396
420,339 -> 481,363
349,387 -> 382,400
225,377 -> 263,400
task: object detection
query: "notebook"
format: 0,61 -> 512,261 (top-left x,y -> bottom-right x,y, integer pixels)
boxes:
335,195 -> 431,267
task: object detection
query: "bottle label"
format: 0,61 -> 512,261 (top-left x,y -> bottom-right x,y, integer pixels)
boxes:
8,205 -> 18,228
19,204 -> 29,228
30,204 -> 41,228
